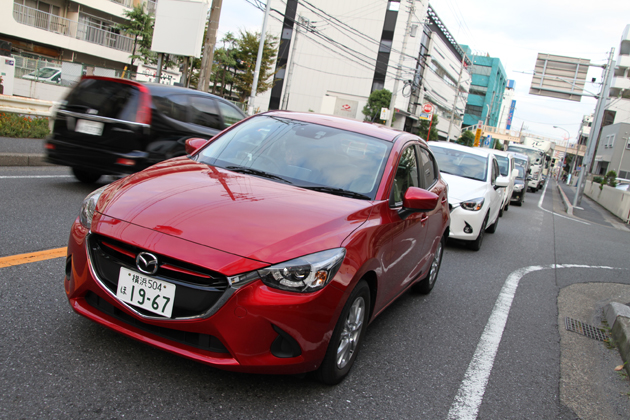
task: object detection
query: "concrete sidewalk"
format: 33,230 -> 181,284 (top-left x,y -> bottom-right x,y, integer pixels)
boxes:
0,137 -> 50,166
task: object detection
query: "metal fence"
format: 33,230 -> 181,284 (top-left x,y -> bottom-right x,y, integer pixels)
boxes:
12,3 -> 134,53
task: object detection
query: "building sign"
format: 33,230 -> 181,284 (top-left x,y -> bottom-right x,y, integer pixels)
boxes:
506,100 -> 516,130
333,98 -> 358,119
474,120 -> 483,147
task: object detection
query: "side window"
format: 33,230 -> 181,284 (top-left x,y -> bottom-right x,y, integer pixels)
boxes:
417,146 -> 437,189
190,96 -> 222,130
491,159 -> 499,184
153,94 -> 189,122
390,145 -> 420,206
217,101 -> 245,126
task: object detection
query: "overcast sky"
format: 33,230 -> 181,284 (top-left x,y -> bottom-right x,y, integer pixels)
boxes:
216,0 -> 630,143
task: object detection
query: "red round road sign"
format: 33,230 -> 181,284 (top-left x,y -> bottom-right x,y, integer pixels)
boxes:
422,103 -> 433,114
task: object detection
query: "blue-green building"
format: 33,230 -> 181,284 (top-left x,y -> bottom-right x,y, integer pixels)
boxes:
461,46 -> 507,128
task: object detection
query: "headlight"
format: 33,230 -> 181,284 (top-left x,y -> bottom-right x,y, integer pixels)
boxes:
79,185 -> 108,229
514,184 -> 523,191
228,248 -> 346,293
459,197 -> 485,211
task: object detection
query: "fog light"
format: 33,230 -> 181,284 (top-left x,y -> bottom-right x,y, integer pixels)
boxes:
463,222 -> 473,234
116,158 -> 136,166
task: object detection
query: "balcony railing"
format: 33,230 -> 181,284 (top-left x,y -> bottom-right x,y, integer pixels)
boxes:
147,0 -> 158,14
109,0 -> 133,7
13,3 -> 133,53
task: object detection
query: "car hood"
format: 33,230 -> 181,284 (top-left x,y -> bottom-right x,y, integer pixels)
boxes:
95,158 -> 374,264
441,173 -> 489,204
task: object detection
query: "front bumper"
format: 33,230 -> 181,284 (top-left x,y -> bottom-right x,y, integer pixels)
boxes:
447,205 -> 486,241
64,217 -> 347,374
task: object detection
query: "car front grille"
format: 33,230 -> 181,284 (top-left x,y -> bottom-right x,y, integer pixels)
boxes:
88,233 -> 229,319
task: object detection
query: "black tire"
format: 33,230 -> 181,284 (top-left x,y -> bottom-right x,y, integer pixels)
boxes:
468,215 -> 488,251
412,235 -> 445,294
72,167 -> 101,184
504,202 -> 509,212
486,212 -> 499,234
317,280 -> 370,385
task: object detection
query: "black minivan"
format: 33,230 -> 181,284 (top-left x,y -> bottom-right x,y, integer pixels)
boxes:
46,76 -> 247,183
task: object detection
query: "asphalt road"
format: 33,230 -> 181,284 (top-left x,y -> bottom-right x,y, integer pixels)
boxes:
1,166 -> 630,419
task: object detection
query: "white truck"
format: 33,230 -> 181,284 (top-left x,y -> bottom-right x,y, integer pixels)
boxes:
506,138 -> 555,192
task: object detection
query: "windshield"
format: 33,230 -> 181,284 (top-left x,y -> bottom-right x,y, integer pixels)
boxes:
515,166 -> 525,179
431,146 -> 487,182
195,116 -> 392,199
28,68 -> 59,78
495,155 -> 509,176
507,145 -> 543,164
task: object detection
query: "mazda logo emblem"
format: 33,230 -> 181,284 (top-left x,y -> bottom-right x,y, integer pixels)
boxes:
136,252 -> 159,275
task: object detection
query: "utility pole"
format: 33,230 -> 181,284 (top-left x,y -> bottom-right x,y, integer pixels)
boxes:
247,0 -> 271,116
573,47 -> 616,207
386,0 -> 414,127
446,52 -> 466,142
198,0 -> 223,92
282,17 -> 311,110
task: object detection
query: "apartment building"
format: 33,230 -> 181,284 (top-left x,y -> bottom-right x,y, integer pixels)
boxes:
461,46 -> 507,129
252,0 -> 470,140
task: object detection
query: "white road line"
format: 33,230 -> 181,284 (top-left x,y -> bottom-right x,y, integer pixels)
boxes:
446,264 -> 624,420
0,175 -> 72,179
538,179 -> 590,225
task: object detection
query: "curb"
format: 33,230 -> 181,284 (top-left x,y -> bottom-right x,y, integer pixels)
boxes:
557,184 -> 574,216
0,153 -> 53,167
604,302 -> 630,377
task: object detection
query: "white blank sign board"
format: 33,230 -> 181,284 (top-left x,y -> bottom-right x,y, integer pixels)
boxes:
151,0 -> 208,58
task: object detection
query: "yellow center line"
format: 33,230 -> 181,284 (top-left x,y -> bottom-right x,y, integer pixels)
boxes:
0,247 -> 68,268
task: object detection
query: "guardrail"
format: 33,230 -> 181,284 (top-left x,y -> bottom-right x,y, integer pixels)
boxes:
0,95 -> 55,118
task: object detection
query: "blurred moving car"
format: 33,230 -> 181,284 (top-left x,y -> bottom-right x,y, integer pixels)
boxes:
64,111 -> 450,384
489,150 -> 517,214
22,67 -> 62,83
46,76 -> 246,183
511,165 -> 527,206
429,141 -> 507,251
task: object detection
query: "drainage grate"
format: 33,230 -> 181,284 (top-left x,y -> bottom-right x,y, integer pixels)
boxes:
565,317 -> 609,342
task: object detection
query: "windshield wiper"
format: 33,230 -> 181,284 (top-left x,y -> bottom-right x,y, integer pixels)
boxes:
225,166 -> 292,184
299,186 -> 371,200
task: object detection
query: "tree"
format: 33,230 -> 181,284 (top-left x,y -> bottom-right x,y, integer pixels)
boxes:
362,89 -> 391,123
118,4 -> 154,68
417,113 -> 439,141
232,30 -> 278,102
456,130 -> 475,147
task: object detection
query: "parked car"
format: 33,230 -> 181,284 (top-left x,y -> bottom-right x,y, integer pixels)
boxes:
429,141 -> 507,251
511,165 -> 527,206
64,111 -> 450,384
22,66 -> 61,83
46,76 -> 246,183
489,150 -> 517,214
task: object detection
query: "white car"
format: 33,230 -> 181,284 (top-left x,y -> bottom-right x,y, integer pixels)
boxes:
429,142 -> 507,251
489,150 -> 518,214
22,67 -> 61,84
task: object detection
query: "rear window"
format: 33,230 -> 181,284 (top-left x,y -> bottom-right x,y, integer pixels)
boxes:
62,79 -> 140,121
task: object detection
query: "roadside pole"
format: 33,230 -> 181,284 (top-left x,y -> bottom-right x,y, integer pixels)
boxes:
247,0 -> 271,116
386,0 -> 414,127
446,53 -> 466,142
573,48 -> 615,207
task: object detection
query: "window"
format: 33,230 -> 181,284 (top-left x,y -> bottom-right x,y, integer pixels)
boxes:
190,96 -> 222,129
465,104 -> 483,119
154,94 -> 189,123
417,146 -> 437,189
387,0 -> 400,11
217,101 -> 245,127
604,134 -> 615,149
470,65 -> 492,76
491,158 -> 499,185
391,145 -> 419,206
469,85 -> 487,96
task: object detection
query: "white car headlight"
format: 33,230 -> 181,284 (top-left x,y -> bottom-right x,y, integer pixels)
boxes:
459,197 -> 485,211
514,184 -> 524,191
79,185 -> 108,229
228,248 -> 346,293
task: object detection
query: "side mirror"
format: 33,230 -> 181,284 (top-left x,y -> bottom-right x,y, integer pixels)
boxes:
185,138 -> 209,155
495,177 -> 509,188
402,187 -> 439,211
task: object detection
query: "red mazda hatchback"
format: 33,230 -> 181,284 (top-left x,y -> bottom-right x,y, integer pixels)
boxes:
64,111 -> 449,384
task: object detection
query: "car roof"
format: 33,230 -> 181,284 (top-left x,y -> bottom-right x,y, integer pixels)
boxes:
488,149 -> 513,158
260,110 -> 413,142
428,141 -> 494,159
143,82 -> 228,100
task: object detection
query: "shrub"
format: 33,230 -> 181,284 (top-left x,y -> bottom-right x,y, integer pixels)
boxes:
0,112 -> 50,138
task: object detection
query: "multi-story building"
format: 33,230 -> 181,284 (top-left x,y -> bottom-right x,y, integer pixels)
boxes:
461,46 -> 507,129
497,79 -> 516,130
593,123 -> 630,178
252,0 -> 470,140
0,0 -> 180,100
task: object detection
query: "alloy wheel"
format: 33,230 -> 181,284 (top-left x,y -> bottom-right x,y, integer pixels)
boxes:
336,297 -> 365,369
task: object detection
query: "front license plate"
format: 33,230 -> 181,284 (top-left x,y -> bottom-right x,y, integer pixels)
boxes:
76,119 -> 104,136
116,267 -> 176,317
